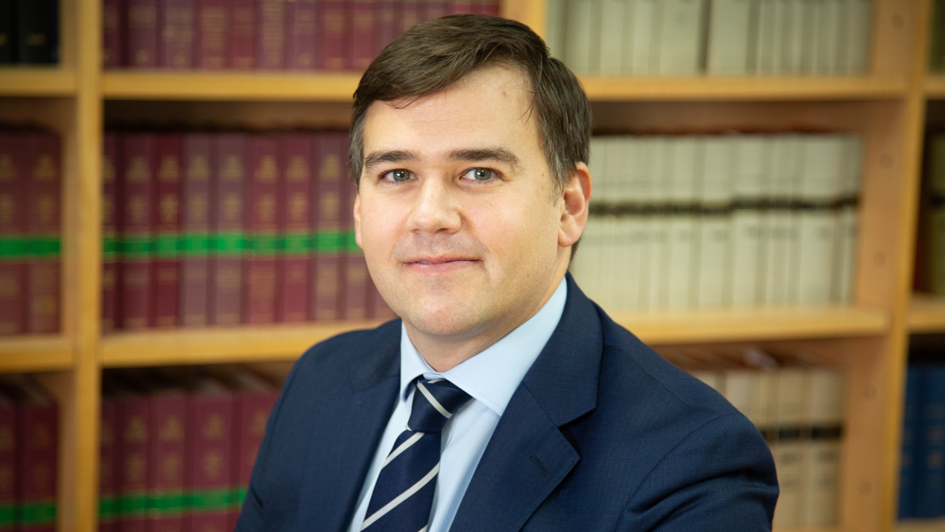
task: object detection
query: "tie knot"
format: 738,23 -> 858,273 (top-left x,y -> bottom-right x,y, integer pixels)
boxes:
406,378 -> 471,434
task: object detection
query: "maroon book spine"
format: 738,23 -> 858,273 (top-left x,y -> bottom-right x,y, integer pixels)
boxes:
17,398 -> 58,532
25,134 -> 61,334
318,0 -> 348,71
375,0 -> 399,56
120,135 -> 155,331
117,395 -> 150,532
228,0 -> 255,69
340,180 -> 367,320
229,389 -> 278,530
160,0 -> 195,68
243,136 -> 281,325
256,0 -> 286,70
98,398 -> 119,532
399,0 -> 422,34
127,0 -> 159,68
0,134 -> 27,336
185,387 -> 234,532
195,0 -> 228,69
102,0 -> 126,68
286,0 -> 317,70
151,135 -> 182,329
347,0 -> 377,71
422,0 -> 449,21
180,134 -> 212,328
146,391 -> 187,532
311,132 -> 345,321
476,0 -> 500,16
0,397 -> 15,532
277,135 -> 312,323
102,134 -> 121,334
210,134 -> 247,326
369,278 -> 397,320
449,0 -> 477,14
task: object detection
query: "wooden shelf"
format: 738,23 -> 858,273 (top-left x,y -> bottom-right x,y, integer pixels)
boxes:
0,68 -> 77,96
100,321 -> 384,366
926,75 -> 945,99
897,518 -> 945,532
579,76 -> 907,101
102,71 -> 362,101
907,294 -> 945,333
611,306 -> 890,345
0,336 -> 73,373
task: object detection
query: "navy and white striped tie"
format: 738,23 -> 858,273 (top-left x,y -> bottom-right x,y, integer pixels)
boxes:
360,378 -> 472,531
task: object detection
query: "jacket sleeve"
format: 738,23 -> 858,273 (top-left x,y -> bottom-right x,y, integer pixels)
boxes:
618,413 -> 780,532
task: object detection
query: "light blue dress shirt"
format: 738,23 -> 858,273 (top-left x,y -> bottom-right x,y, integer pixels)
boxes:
347,278 -> 567,532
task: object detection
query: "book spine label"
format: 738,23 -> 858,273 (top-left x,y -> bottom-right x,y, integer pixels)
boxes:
211,134 -> 247,326
147,393 -> 187,531
348,0 -> 377,71
103,0 -> 126,67
230,391 -> 278,528
99,399 -> 119,532
152,135 -> 183,328
181,134 -> 212,327
0,402 -> 15,532
160,0 -> 195,68
127,0 -> 159,67
26,134 -> 61,334
243,136 -> 281,324
319,0 -> 348,70
186,393 -> 235,532
17,403 -> 58,532
286,0 -> 318,70
102,134 -> 120,334
195,0 -> 228,69
312,133 -> 346,320
228,0 -> 255,69
0,134 -> 28,335
279,135 -> 312,323
256,0 -> 286,70
118,397 -> 150,532
120,135 -> 156,330
16,0 -> 54,63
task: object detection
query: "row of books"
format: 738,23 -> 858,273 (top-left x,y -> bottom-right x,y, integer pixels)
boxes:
0,0 -> 59,64
103,0 -> 500,71
100,366 -> 281,532
0,132 -> 62,336
570,133 -> 861,311
664,347 -> 846,527
548,0 -> 872,76
0,376 -> 59,532
102,130 -> 396,332
923,134 -> 945,296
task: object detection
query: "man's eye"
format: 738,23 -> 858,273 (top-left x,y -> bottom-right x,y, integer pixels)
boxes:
382,169 -> 413,182
463,168 -> 495,181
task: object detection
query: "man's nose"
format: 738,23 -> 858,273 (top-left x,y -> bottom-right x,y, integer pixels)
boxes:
406,175 -> 462,234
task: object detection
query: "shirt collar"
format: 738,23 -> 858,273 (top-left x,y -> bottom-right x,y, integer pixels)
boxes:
399,277 -> 567,416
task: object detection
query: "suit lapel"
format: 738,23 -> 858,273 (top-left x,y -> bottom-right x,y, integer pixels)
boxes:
451,275 -> 604,532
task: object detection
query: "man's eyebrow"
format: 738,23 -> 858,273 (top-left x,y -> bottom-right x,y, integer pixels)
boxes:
448,148 -> 521,168
363,150 -> 420,171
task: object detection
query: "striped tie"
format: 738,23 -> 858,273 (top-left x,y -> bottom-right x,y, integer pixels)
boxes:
360,378 -> 472,532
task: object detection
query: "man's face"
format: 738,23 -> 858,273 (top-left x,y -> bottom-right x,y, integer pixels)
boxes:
355,65 -> 578,351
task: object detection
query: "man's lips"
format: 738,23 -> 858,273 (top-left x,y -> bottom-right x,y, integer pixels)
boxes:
402,257 -> 481,273
405,256 -> 478,265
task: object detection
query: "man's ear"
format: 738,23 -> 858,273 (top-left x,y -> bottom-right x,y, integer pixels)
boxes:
354,192 -> 363,249
558,162 -> 591,248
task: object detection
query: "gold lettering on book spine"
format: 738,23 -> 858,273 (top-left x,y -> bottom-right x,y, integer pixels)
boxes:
0,195 -> 14,227
287,156 -> 309,182
160,195 -> 179,225
158,155 -> 181,182
321,155 -> 340,181
187,154 -> 210,181
159,415 -> 184,442
256,155 -> 278,183
33,155 -> 57,182
202,413 -> 224,440
127,157 -> 150,183
202,449 -> 223,480
161,453 -> 182,483
124,415 -> 147,443
221,155 -> 244,181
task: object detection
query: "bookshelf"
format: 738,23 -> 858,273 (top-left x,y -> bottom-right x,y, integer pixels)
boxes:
0,0 -> 934,531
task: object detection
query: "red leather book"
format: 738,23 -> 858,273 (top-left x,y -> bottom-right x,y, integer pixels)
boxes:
256,0 -> 286,70
180,134 -> 212,328
152,135 -> 182,329
184,377 -> 234,532
448,0 -> 477,14
120,134 -> 156,331
375,0 -> 399,56
116,391 -> 150,532
228,0 -> 254,69
0,133 -> 27,336
369,278 -> 397,320
318,0 -> 348,71
278,135 -> 312,323
285,0 -> 317,70
311,132 -> 345,321
422,0 -> 449,21
476,0 -> 500,16
7,378 -> 57,532
340,181 -> 367,320
0,391 -> 16,532
243,135 -> 281,325
210,134 -> 246,326
399,0 -> 422,34
25,133 -> 61,334
127,0 -> 159,68
160,0 -> 195,68
102,0 -> 126,68
347,0 -> 376,71
98,396 -> 119,532
146,386 -> 187,532
195,0 -> 228,69
101,134 -> 121,334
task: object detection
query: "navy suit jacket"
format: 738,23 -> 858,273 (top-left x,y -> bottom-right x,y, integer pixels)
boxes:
236,275 -> 779,531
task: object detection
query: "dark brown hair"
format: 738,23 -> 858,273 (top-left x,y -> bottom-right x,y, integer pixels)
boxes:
349,15 -> 592,193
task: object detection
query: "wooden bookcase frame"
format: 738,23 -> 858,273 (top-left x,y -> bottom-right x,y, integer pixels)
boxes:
0,0 -> 935,530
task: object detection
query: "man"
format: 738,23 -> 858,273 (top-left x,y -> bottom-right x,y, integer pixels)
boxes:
236,15 -> 778,532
